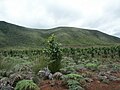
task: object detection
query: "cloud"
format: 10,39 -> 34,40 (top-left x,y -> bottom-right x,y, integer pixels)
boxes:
0,0 -> 120,37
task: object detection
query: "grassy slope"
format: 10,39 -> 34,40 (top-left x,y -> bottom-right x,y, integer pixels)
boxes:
0,21 -> 120,48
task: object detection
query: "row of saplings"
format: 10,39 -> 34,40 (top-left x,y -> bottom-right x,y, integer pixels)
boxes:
0,34 -> 85,90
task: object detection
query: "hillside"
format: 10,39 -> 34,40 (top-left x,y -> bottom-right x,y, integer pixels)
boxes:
0,21 -> 120,48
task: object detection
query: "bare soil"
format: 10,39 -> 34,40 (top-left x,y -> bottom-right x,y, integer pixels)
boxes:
86,80 -> 120,90
40,80 -> 68,90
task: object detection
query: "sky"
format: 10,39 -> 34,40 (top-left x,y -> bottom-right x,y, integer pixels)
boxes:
0,0 -> 120,37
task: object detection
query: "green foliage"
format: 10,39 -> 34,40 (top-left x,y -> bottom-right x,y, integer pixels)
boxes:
67,80 -> 84,90
13,62 -> 32,73
63,74 -> 84,81
45,34 -> 62,73
0,56 -> 17,71
60,57 -> 77,74
0,55 -> 31,72
63,74 -> 85,90
32,55 -> 49,74
85,63 -> 98,71
15,80 -> 39,90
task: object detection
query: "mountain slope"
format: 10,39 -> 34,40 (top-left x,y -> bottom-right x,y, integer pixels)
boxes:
0,21 -> 120,48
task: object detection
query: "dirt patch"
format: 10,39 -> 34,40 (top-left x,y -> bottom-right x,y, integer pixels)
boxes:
39,80 -> 68,90
86,80 -> 120,90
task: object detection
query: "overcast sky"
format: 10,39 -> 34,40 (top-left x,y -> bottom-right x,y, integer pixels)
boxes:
0,0 -> 120,37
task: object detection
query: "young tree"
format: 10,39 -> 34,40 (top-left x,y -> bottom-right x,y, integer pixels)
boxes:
45,34 -> 62,73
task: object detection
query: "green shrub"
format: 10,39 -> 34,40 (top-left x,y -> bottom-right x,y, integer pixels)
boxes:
15,80 -> 39,90
60,66 -> 76,74
0,56 -> 14,70
63,74 -> 83,81
63,74 -> 85,90
32,55 -> 49,74
0,56 -> 31,74
67,80 -> 84,90
60,57 -> 77,74
85,63 -> 98,71
13,62 -> 32,73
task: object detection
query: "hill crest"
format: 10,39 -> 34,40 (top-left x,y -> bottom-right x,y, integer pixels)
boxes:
0,21 -> 120,48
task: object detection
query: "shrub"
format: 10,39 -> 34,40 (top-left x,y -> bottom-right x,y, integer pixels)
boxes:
60,66 -> 76,74
67,79 -> 84,90
32,55 -> 49,74
63,74 -> 83,81
85,63 -> 98,71
60,57 -> 77,74
13,62 -> 32,73
15,80 -> 39,90
63,74 -> 85,90
0,56 -> 14,71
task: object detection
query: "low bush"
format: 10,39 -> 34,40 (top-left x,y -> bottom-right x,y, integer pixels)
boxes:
32,55 -> 49,74
67,79 -> 84,90
63,74 -> 83,80
85,63 -> 98,71
15,80 -> 39,90
60,57 -> 77,74
63,74 -> 85,90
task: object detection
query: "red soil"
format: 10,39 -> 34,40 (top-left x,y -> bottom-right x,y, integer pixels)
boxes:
40,80 -> 120,90
40,80 -> 68,90
86,80 -> 120,90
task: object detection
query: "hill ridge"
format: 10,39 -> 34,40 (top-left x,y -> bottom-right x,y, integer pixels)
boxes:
0,21 -> 120,48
